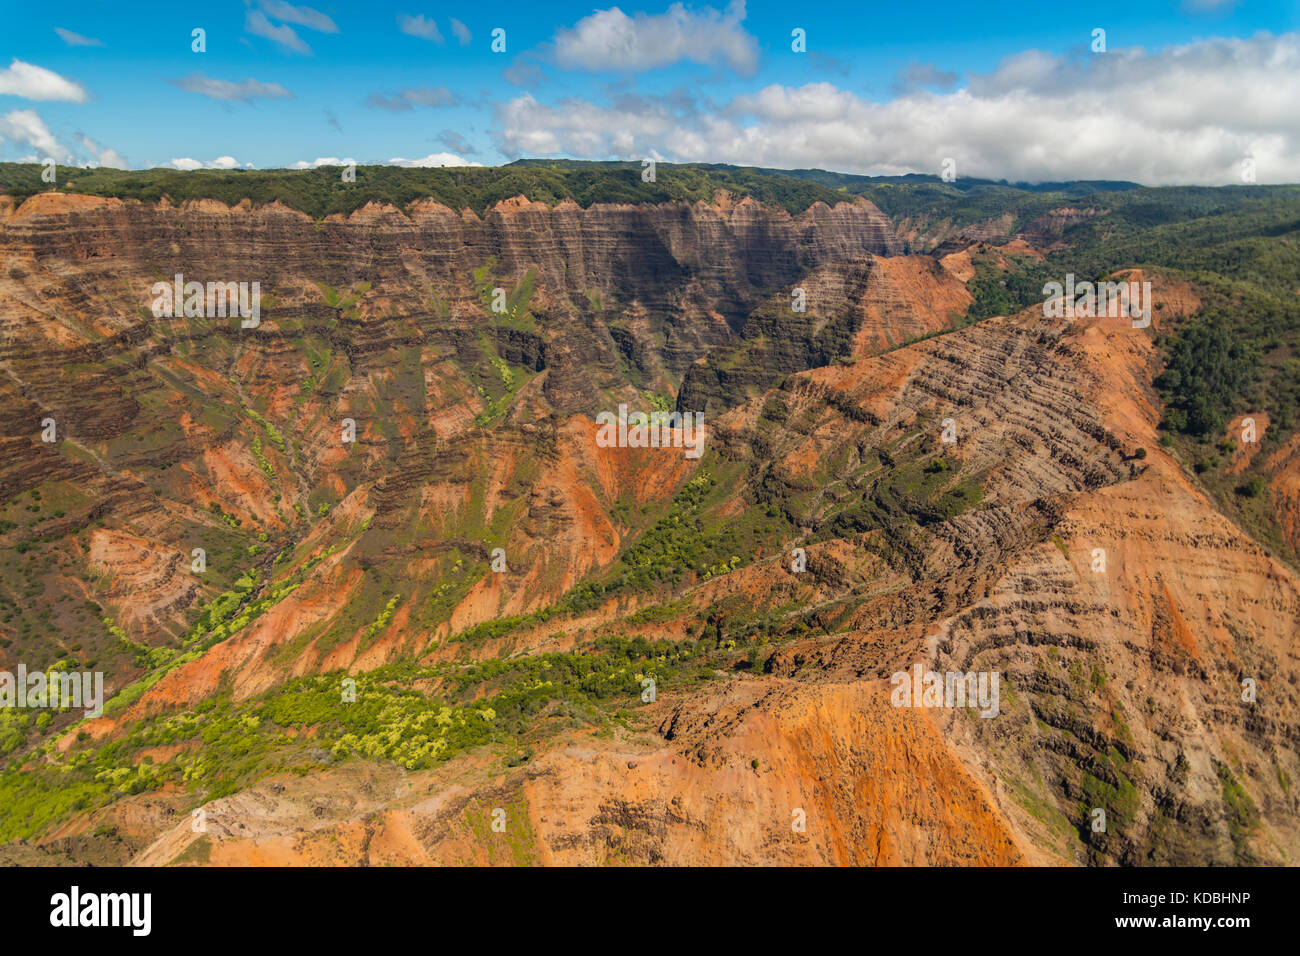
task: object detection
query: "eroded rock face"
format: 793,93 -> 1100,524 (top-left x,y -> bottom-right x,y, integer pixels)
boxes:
0,193 -> 899,414
677,254 -> 973,415
0,192 -> 912,667
1,193 -> 1296,867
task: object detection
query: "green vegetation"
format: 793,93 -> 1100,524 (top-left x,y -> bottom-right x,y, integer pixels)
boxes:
1078,749 -> 1141,859
1157,314 -> 1263,438
1217,763 -> 1261,861
100,550 -> 341,721
451,466 -> 791,647
0,635 -> 719,840
251,434 -> 274,479
828,456 -> 984,537
963,256 -> 1057,323
472,352 -> 532,426
243,405 -> 286,452
360,596 -> 401,648
0,161 -> 855,218
1054,187 -> 1300,300
315,280 -> 368,315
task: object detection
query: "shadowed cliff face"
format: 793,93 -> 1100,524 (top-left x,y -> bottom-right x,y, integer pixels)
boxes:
0,191 -> 899,415
0,192 -> 1296,867
0,191 -> 913,664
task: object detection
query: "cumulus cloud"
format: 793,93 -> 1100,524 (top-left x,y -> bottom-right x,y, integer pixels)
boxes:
0,59 -> 88,102
287,154 -> 482,168
493,32 -> 1300,185
0,114 -> 126,169
386,152 -> 481,167
288,156 -> 356,168
450,18 -> 472,46
398,14 -> 443,43
77,134 -> 126,169
160,156 -> 244,170
551,1 -> 758,75
366,86 -> 458,110
55,27 -> 103,48
496,93 -> 680,158
168,73 -> 294,102
0,109 -> 72,162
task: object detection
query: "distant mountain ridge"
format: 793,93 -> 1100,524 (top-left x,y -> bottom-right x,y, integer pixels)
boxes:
4,159 -> 1294,256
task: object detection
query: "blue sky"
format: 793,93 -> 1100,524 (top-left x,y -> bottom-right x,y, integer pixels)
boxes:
2,0 -> 1298,182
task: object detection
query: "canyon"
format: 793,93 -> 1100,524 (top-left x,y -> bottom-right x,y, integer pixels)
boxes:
0,169 -> 1296,866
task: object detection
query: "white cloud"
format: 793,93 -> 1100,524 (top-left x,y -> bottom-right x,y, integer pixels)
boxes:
496,93 -> 677,157
167,73 -> 294,102
551,1 -> 758,75
450,18 -> 471,46
0,59 -> 88,102
288,156 -> 357,168
246,10 -> 311,54
159,157 -> 247,170
287,154 -> 483,168
0,109 -> 72,162
398,14 -> 443,43
386,152 -> 481,167
78,134 -> 126,169
55,27 -> 103,48
494,32 -> 1300,185
3,112 -> 124,171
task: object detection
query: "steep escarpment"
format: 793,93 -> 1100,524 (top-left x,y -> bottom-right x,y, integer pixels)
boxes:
1,192 -> 898,412
0,190 -> 920,733
738,302 -> 1300,865
677,253 -> 972,415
